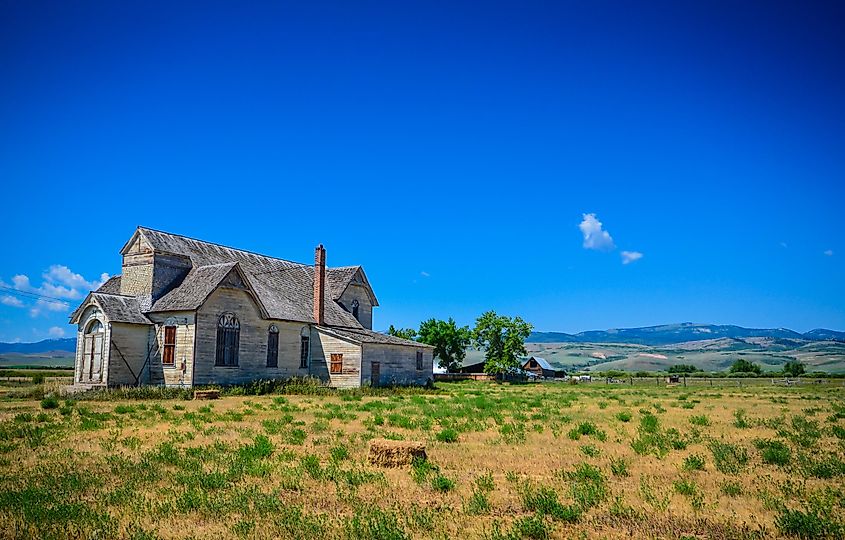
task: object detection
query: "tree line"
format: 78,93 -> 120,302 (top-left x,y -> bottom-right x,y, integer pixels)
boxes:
387,311 -> 532,375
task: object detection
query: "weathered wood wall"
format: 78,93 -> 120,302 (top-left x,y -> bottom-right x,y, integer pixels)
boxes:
193,287 -> 314,385
108,323 -> 152,386
311,329 -> 362,388
146,311 -> 195,387
338,283 -> 373,329
361,344 -> 432,386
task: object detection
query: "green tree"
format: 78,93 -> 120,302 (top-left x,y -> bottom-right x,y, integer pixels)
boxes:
386,325 -> 417,341
783,360 -> 805,377
668,364 -> 702,374
472,311 -> 533,377
417,318 -> 471,373
729,358 -> 762,375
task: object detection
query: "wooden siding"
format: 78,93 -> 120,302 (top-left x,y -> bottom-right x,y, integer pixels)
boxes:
108,323 -> 151,386
361,344 -> 433,386
146,312 -> 195,387
338,283 -> 373,330
193,287 -> 313,385
311,329 -> 362,388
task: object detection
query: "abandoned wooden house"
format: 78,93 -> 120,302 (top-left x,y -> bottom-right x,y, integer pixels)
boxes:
69,227 -> 433,389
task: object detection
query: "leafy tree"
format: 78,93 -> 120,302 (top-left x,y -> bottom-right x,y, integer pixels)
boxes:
472,311 -> 533,376
783,360 -> 805,377
729,358 -> 762,375
386,325 -> 417,341
668,364 -> 702,374
417,318 -> 471,373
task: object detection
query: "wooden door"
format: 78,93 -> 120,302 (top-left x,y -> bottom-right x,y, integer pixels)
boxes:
82,336 -> 93,382
91,334 -> 104,381
371,362 -> 380,387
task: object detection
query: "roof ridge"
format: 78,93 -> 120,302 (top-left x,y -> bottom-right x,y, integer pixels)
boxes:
137,226 -> 310,267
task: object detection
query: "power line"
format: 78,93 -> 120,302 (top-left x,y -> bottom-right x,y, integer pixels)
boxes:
0,285 -> 73,305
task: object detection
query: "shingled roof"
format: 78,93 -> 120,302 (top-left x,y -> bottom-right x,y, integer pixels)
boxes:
320,326 -> 433,348
69,292 -> 151,325
122,227 -> 369,327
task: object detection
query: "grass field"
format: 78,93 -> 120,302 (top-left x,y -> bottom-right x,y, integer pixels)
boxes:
1,379 -> 844,539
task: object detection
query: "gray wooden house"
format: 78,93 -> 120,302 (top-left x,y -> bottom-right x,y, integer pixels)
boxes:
69,227 -> 433,389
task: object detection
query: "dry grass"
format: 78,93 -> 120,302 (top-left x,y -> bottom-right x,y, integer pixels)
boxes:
0,380 -> 843,539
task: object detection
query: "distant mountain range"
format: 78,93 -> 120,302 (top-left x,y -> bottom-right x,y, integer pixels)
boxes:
1,323 -> 843,355
0,338 -> 76,354
528,323 -> 845,346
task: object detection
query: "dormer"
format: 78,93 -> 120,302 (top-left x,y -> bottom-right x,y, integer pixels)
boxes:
119,228 -> 192,310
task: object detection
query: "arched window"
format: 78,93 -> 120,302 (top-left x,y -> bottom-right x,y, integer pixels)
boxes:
215,313 -> 240,367
267,324 -> 279,368
83,319 -> 104,382
351,299 -> 359,321
86,319 -> 104,334
299,326 -> 309,369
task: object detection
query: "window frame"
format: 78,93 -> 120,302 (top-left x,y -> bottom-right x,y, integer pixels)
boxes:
416,350 -> 424,371
330,353 -> 343,374
299,335 -> 309,369
215,313 -> 240,367
266,324 -> 279,368
351,299 -> 359,321
163,325 -> 177,366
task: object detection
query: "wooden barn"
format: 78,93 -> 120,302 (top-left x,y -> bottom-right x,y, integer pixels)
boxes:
522,356 -> 564,379
68,227 -> 433,389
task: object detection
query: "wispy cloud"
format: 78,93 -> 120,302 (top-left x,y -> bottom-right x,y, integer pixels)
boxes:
780,242 -> 788,248
621,251 -> 644,265
824,249 -> 834,256
579,213 -> 615,251
1,295 -> 24,308
48,326 -> 66,338
1,265 -> 108,317
420,271 -> 430,278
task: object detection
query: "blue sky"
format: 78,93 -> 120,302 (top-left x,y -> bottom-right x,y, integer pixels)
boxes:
0,1 -> 843,342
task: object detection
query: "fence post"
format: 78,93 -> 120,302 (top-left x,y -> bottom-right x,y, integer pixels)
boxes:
683,375 -> 687,388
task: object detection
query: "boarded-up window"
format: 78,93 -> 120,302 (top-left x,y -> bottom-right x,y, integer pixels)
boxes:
416,351 -> 423,371
215,313 -> 240,367
163,326 -> 177,366
330,353 -> 343,374
300,336 -> 309,368
267,325 -> 279,368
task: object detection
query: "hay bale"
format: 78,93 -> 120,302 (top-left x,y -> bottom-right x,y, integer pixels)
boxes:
368,439 -> 426,467
193,389 -> 219,400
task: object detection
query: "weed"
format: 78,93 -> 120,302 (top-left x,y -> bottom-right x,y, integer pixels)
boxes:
682,454 -> 706,472
709,441 -> 748,474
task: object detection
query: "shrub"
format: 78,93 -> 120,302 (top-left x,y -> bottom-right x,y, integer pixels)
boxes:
31,374 -> 45,385
689,415 -> 710,427
610,458 -> 629,477
720,481 -> 742,497
436,428 -> 458,443
615,411 -> 632,423
709,442 -> 748,474
40,396 -> 59,410
682,454 -> 706,471
754,439 -> 791,466
430,473 -> 455,492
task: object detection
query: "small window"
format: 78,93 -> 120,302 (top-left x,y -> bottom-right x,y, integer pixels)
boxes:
330,353 -> 343,374
351,299 -> 359,321
300,336 -> 309,368
267,325 -> 279,368
163,326 -> 177,366
416,350 -> 423,371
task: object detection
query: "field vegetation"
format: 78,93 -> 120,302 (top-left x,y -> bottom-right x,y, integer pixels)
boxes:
0,377 -> 843,539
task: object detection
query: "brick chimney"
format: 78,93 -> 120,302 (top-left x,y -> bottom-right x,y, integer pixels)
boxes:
313,244 -> 326,325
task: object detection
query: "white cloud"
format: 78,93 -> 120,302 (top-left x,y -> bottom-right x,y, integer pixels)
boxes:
579,213 -> 615,251
2,265 -> 107,316
1,295 -> 24,307
824,249 -> 833,256
48,326 -> 66,338
43,265 -> 108,293
780,242 -> 788,248
420,271 -> 430,278
621,251 -> 644,265
30,298 -> 71,318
